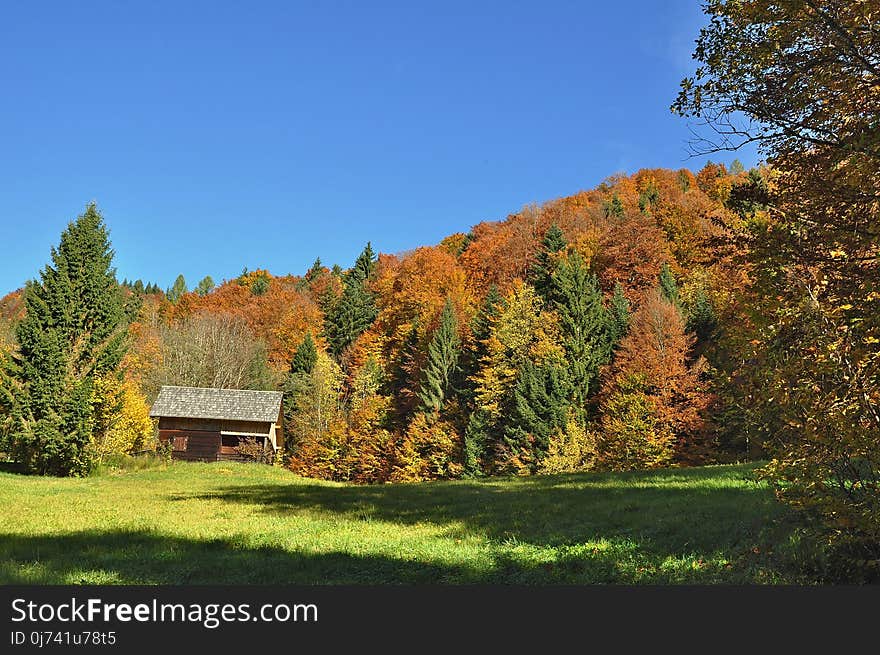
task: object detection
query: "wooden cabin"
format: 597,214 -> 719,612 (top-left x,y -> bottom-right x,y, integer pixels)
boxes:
150,386 -> 283,463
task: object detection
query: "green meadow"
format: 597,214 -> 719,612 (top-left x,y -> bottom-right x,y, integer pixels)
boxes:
0,461 -> 823,585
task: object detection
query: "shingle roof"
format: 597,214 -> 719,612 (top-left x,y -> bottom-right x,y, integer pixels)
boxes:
149,386 -> 283,423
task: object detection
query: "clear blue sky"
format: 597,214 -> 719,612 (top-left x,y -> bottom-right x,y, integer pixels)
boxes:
0,1 -> 758,295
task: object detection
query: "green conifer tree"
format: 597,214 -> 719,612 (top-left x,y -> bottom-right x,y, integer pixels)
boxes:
659,263 -> 680,307
250,274 -> 270,296
6,203 -> 127,475
603,194 -> 624,218
290,332 -> 318,375
686,287 -> 718,342
503,360 -> 571,470
195,275 -> 215,296
348,242 -> 377,285
305,258 -> 323,283
417,298 -> 461,413
324,244 -> 378,357
608,282 -> 631,347
529,224 -> 566,301
551,252 -> 612,410
166,274 -> 187,303
463,407 -> 490,477
463,284 -> 505,382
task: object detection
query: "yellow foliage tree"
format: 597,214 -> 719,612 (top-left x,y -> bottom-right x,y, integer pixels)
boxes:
390,413 -> 463,482
537,415 -> 598,475
90,375 -> 155,462
472,280 -> 564,416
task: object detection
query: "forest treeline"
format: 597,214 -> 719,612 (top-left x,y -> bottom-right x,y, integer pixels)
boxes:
0,163 -> 753,482
0,0 -> 877,575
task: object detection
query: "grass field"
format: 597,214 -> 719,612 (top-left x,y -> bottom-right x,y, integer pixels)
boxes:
0,461 -> 824,584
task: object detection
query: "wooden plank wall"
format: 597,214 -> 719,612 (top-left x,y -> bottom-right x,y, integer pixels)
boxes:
158,417 -> 270,434
158,429 -> 221,462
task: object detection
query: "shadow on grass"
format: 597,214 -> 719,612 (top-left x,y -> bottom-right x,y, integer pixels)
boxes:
0,530 -> 499,585
172,465 -> 795,562
0,466 -> 815,584
0,529 -> 719,585
0,461 -> 29,474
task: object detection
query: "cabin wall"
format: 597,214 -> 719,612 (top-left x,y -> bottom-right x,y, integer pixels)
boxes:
157,417 -> 273,463
158,429 -> 220,462
158,417 -> 269,434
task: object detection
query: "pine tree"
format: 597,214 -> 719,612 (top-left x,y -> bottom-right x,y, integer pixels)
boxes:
463,407 -> 490,477
324,283 -> 378,357
608,282 -> 631,347
290,332 -> 318,375
659,263 -> 680,307
389,320 -> 421,425
503,360 -> 571,470
250,274 -> 270,296
305,258 -> 323,283
324,244 -> 378,357
677,170 -> 692,193
464,284 -> 505,381
551,252 -> 612,410
460,285 -> 506,474
418,298 -> 461,413
6,203 -> 127,476
603,194 -> 624,218
167,274 -> 187,304
348,242 -> 377,285
529,224 -> 566,301
195,275 -> 215,296
686,287 -> 718,342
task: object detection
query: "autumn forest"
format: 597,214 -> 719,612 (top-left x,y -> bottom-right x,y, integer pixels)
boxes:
1,0 -> 878,581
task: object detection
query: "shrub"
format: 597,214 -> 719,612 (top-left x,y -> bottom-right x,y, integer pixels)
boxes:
597,373 -> 675,471
90,376 -> 155,464
235,437 -> 274,464
390,413 -> 463,482
537,417 -> 598,475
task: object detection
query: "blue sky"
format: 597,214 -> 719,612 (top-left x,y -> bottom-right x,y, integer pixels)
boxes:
0,1 -> 758,295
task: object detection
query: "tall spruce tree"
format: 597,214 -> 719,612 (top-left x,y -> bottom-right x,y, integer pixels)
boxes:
304,258 -> 323,284
290,332 -> 318,375
324,243 -> 378,357
529,224 -> 566,302
608,282 -> 631,347
503,359 -> 571,470
463,285 -> 504,381
686,287 -> 718,343
6,203 -> 127,475
658,263 -> 680,307
166,274 -> 188,304
389,320 -> 421,425
603,194 -> 624,218
195,275 -> 215,296
349,242 -> 377,284
418,298 -> 461,413
463,407 -> 490,477
551,251 -> 612,410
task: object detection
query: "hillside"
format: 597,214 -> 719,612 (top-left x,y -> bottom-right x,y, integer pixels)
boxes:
0,462 -> 820,585
0,165 -> 764,483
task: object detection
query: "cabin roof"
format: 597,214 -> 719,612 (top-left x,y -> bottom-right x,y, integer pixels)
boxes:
149,386 -> 283,423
